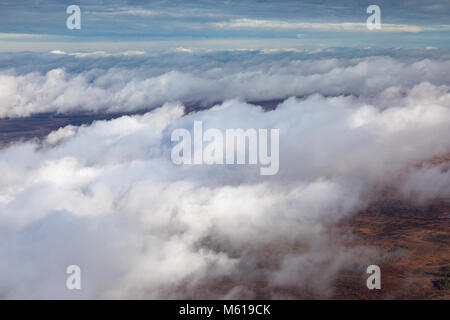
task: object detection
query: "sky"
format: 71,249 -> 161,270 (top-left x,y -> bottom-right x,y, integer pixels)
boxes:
0,0 -> 450,51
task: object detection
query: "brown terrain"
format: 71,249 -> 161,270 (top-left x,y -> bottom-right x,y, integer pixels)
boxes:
331,155 -> 450,299
334,195 -> 449,299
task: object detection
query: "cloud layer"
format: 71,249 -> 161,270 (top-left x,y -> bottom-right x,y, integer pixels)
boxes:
1,49 -> 450,118
0,49 -> 449,299
0,75 -> 449,298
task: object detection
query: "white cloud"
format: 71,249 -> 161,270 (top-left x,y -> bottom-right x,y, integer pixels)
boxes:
0,51 -> 449,299
0,83 -> 449,298
175,47 -> 194,53
0,33 -> 47,39
1,54 -> 450,118
212,19 -> 427,32
49,50 -> 146,57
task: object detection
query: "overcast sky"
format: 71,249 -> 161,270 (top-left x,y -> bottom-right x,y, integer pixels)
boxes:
0,0 -> 449,51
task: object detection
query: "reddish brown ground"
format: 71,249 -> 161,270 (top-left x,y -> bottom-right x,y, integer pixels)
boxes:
332,196 -> 449,299
332,154 -> 450,299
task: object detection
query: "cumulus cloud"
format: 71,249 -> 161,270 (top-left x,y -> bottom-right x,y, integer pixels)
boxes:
1,50 -> 450,118
44,125 -> 78,147
0,69 -> 449,299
